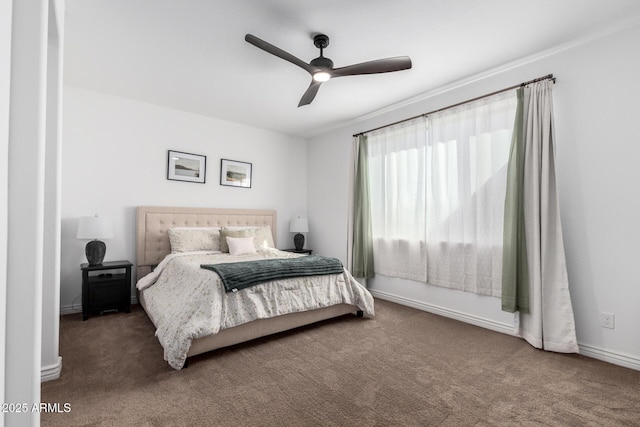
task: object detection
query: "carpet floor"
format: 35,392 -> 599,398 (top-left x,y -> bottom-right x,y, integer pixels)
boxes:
41,299 -> 640,426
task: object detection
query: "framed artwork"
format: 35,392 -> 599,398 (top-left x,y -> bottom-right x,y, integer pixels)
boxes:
220,159 -> 252,188
167,150 -> 206,183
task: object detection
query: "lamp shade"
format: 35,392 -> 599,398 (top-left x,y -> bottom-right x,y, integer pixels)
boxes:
289,217 -> 309,233
76,215 -> 113,240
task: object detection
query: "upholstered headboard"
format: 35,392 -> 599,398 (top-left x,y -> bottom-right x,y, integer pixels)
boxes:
135,206 -> 277,280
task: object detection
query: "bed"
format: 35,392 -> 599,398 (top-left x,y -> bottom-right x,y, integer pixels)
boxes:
135,206 -> 375,369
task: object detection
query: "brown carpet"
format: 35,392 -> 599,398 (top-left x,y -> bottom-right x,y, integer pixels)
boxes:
41,299 -> 640,426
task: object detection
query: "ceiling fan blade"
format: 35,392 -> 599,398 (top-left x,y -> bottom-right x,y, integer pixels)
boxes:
331,56 -> 412,78
245,34 -> 313,74
298,81 -> 322,107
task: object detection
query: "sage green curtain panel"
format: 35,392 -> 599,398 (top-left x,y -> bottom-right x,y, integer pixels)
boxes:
502,88 -> 530,313
351,135 -> 375,279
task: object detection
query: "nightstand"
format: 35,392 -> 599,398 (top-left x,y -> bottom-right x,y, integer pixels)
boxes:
81,260 -> 133,321
282,249 -> 313,255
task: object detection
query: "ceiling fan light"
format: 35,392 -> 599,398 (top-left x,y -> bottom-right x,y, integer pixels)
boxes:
313,71 -> 331,82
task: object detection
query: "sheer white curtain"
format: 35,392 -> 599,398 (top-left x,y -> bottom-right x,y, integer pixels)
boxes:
426,91 -> 516,295
366,91 -> 516,295
367,117 -> 427,282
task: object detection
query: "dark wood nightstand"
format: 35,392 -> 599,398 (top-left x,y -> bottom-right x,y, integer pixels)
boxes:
81,260 -> 133,320
282,249 -> 313,255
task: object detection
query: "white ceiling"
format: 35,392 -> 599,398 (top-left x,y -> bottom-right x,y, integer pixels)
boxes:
64,0 -> 640,138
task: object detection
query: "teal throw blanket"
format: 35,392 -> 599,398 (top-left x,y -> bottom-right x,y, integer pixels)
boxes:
201,255 -> 345,293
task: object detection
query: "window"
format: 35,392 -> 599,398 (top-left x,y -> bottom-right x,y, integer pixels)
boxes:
365,91 -> 517,296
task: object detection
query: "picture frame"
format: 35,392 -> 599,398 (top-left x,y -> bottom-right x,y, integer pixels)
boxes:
167,150 -> 206,184
220,159 -> 252,188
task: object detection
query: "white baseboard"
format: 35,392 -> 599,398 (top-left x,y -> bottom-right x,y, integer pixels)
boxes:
60,295 -> 138,316
370,289 -> 517,336
578,343 -> 640,371
59,304 -> 81,315
41,356 -> 62,382
371,289 -> 640,372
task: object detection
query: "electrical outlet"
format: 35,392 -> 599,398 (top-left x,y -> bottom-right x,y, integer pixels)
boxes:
600,312 -> 615,329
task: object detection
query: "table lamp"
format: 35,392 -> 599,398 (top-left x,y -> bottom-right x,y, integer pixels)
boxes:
77,214 -> 113,265
289,216 -> 309,251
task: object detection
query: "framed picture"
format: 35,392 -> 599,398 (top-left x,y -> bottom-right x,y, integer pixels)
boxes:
167,150 -> 206,184
220,159 -> 252,188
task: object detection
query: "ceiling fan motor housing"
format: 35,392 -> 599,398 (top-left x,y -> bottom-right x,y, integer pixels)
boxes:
311,56 -> 333,68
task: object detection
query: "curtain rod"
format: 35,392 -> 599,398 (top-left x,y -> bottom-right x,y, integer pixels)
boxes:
353,74 -> 555,137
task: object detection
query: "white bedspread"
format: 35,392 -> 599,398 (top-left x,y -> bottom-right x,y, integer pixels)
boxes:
137,249 -> 375,369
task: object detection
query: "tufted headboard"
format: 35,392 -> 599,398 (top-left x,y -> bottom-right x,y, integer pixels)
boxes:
135,206 -> 277,280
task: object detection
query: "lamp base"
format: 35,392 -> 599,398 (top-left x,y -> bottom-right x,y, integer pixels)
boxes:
86,240 -> 106,265
293,233 -> 305,251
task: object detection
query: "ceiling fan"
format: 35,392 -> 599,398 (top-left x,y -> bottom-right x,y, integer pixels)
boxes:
245,33 -> 412,107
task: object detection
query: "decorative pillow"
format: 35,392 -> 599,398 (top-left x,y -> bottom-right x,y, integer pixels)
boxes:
221,226 -> 275,251
226,236 -> 257,256
219,228 -> 254,253
223,226 -> 257,230
168,227 -> 221,253
252,226 -> 275,249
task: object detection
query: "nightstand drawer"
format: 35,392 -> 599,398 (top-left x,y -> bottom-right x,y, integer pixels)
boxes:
87,279 -> 128,309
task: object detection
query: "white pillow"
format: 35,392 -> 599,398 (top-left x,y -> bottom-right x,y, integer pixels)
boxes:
168,227 -> 221,253
226,236 -> 257,256
219,228 -> 253,253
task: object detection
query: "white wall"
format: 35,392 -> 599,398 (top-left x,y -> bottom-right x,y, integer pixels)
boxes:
308,24 -> 640,369
0,0 -> 13,420
61,86 -> 307,312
